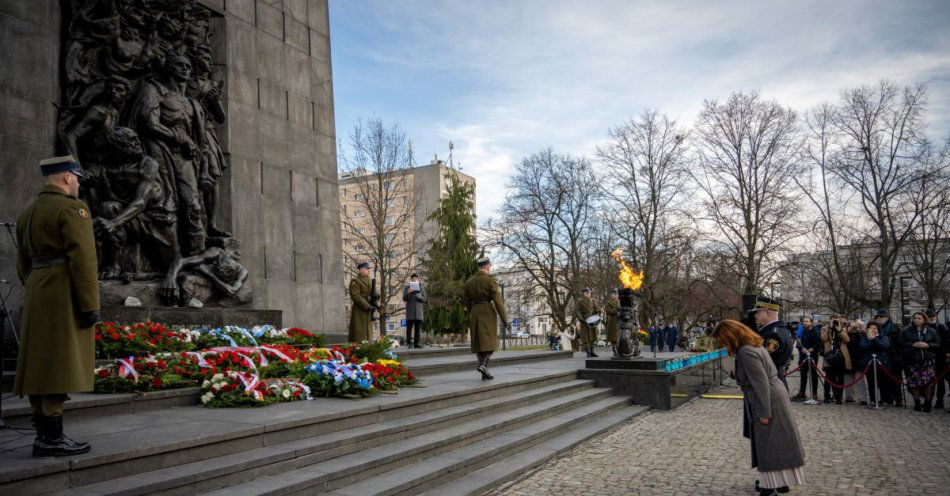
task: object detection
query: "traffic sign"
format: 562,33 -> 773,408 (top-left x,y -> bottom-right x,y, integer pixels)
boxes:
400,319 -> 407,327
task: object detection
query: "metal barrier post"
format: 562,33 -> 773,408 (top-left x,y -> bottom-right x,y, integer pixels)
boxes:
870,354 -> 884,410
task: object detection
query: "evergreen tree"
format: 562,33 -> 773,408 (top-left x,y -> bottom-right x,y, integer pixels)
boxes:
422,172 -> 478,335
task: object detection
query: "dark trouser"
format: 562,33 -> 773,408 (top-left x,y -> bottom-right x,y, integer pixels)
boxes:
885,357 -> 904,405
406,320 -> 422,347
668,344 -> 675,352
798,356 -> 819,398
823,365 -> 843,402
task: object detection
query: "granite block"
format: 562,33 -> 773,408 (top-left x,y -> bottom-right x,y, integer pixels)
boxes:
255,0 -> 283,39
308,0 -> 329,37
226,0 -> 256,24
284,15 -> 309,53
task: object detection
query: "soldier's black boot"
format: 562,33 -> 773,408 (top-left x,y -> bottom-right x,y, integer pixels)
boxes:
923,398 -> 932,413
482,354 -> 494,380
588,345 -> 598,358
476,353 -> 492,380
33,415 -> 91,457
611,344 -> 618,358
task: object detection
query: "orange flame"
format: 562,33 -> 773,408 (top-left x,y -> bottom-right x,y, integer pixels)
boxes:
610,248 -> 644,290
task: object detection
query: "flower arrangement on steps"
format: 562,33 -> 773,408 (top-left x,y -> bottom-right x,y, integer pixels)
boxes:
94,322 -> 326,359
92,333 -> 417,407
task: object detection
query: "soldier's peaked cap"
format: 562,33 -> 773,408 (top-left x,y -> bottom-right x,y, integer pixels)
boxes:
40,155 -> 86,178
476,257 -> 491,267
753,295 -> 782,312
356,261 -> 370,270
582,287 -> 592,293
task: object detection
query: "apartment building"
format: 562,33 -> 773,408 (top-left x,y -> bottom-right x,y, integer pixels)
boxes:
338,159 -> 476,338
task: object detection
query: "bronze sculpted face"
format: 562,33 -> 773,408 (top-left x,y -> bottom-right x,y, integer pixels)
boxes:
107,127 -> 144,158
166,55 -> 193,82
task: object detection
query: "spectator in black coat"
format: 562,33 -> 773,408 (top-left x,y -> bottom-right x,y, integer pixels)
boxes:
925,308 -> 949,411
874,310 -> 904,406
793,317 -> 821,404
901,311 -> 941,412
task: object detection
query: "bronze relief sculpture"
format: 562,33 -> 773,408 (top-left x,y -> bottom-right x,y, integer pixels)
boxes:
58,0 -> 247,306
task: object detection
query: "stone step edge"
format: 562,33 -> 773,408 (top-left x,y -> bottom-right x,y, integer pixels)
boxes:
325,396 -> 639,496
196,389 -> 617,496
405,351 -> 573,373
417,404 -> 650,496
0,369 -> 579,488
43,380 -> 596,496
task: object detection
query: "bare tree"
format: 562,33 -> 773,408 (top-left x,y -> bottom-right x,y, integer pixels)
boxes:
339,118 -> 421,334
692,91 -> 805,295
905,147 -> 950,309
793,103 -> 869,316
597,110 -> 692,325
486,149 -> 600,332
825,81 -> 933,309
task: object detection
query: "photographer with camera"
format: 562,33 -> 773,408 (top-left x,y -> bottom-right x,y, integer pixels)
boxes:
819,315 -> 851,405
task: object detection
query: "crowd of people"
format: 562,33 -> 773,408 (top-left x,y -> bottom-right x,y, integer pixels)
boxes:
787,308 -> 948,413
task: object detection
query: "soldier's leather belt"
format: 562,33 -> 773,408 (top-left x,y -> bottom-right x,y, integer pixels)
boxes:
31,255 -> 67,268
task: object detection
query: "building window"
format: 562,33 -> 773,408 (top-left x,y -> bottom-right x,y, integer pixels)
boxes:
387,322 -> 396,331
384,233 -> 396,243
354,193 -> 365,201
354,210 -> 366,218
356,244 -> 365,252
356,227 -> 366,235
385,215 -> 395,226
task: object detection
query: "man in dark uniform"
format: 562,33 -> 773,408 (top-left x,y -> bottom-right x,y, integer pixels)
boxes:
463,257 -> 509,380
15,155 -> 99,457
348,262 -> 375,343
573,287 -> 599,357
748,295 -> 792,390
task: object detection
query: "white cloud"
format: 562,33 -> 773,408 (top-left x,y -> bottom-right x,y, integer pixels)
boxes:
333,0 -> 950,219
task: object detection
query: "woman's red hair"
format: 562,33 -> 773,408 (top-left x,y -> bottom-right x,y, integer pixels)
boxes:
712,319 -> 764,355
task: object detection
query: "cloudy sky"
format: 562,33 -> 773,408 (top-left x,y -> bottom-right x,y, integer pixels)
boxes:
329,0 -> 950,220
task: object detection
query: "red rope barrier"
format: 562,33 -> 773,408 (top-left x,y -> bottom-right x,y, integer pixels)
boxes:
812,361 -> 872,389
784,360 -> 805,377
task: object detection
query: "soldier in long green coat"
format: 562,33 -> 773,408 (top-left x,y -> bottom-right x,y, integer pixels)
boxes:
574,287 -> 600,357
463,257 -> 509,380
604,289 -> 621,356
15,156 -> 98,457
348,261 -> 376,343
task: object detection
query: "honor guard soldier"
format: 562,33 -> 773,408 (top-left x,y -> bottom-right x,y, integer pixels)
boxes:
748,295 -> 792,390
15,156 -> 99,457
604,289 -> 621,357
463,257 -> 509,380
574,287 -> 600,357
348,261 -> 376,343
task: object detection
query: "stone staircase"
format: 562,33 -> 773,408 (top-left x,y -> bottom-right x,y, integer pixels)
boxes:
0,352 -> 647,496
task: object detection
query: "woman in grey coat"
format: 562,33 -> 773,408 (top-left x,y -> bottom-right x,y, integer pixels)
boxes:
402,274 -> 427,348
713,319 -> 805,496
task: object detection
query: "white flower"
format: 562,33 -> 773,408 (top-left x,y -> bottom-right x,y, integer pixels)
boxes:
202,380 -> 211,389
212,373 -> 224,381
282,389 -> 291,399
201,392 -> 215,404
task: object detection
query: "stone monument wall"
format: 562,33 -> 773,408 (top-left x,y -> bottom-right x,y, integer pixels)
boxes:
0,0 -> 345,333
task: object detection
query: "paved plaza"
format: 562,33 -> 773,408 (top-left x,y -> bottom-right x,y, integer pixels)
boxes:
492,373 -> 950,496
